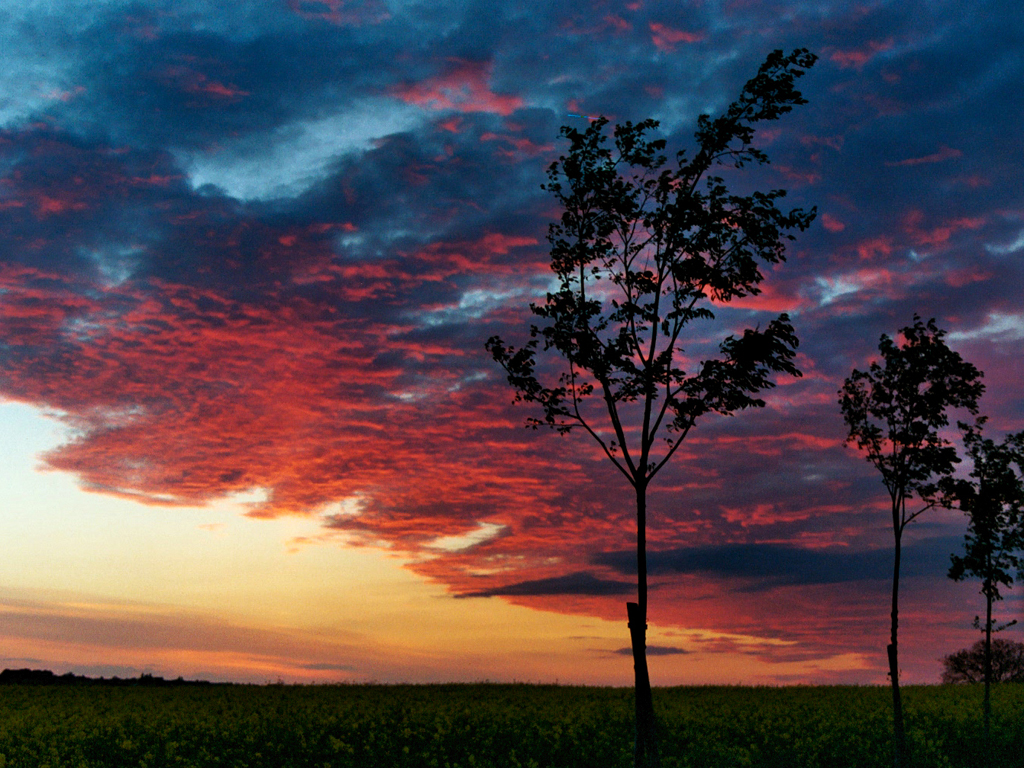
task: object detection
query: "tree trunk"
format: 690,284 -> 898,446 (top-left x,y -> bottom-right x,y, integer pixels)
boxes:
889,533 -> 908,768
629,483 -> 659,768
627,602 -> 658,768
984,591 -> 992,757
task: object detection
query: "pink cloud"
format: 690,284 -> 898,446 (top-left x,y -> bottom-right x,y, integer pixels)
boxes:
479,132 -> 554,158
649,22 -> 704,52
286,0 -> 390,26
902,210 -> 986,246
712,280 -> 811,313
438,117 -> 464,133
35,193 -> 88,217
159,66 -> 249,100
943,266 -> 992,288
391,59 -> 523,116
829,38 -> 894,69
885,145 -> 963,167
855,236 -> 894,261
821,213 -> 845,232
604,14 -> 631,32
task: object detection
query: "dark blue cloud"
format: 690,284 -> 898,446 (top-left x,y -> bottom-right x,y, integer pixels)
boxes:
612,645 -> 688,656
591,537 -> 963,591
455,571 -> 634,598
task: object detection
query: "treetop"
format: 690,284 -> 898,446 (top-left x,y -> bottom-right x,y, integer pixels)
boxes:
488,49 -> 817,485
839,315 -> 985,503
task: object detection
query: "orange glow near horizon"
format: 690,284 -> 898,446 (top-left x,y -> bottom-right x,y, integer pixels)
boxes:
0,399 -> 970,687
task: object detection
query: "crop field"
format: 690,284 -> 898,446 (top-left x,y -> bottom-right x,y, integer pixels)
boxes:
0,682 -> 1020,768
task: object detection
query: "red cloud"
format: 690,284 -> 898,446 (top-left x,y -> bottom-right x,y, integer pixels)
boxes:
36,193 -> 88,217
854,236 -> 893,261
885,145 -> 962,167
604,14 -> 631,32
694,431 -> 840,460
391,59 -> 523,116
479,132 -> 554,159
0,239 -> 984,683
711,280 -> 811,313
287,0 -> 390,26
160,66 -> 249,100
902,210 -> 986,246
773,164 -> 821,186
821,213 -> 845,232
720,503 -> 815,527
405,232 -> 543,279
944,266 -> 992,288
649,22 -> 704,52
438,117 -> 464,133
829,38 -> 894,69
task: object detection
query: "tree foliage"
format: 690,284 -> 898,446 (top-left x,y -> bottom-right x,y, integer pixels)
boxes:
838,315 -> 985,528
945,418 -> 1024,618
486,49 -> 817,488
941,638 -> 1024,683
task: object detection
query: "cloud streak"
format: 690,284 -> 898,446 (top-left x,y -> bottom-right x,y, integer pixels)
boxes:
591,538 -> 959,591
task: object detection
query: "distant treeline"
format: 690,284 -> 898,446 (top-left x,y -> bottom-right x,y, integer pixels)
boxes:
0,668 -> 213,686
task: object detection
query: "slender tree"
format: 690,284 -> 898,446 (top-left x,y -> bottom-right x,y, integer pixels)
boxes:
487,49 -> 817,768
943,418 -> 1024,748
839,316 -> 984,768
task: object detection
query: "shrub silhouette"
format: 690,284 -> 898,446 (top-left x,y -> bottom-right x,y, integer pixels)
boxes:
941,638 -> 1024,683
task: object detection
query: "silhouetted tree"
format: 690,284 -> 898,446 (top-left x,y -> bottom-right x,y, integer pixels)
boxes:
487,49 -> 817,768
941,637 -> 1024,683
942,418 -> 1024,746
839,316 -> 984,768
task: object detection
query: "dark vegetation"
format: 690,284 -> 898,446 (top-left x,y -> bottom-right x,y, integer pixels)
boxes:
941,639 -> 1024,684
0,682 -> 1020,768
0,668 -> 213,686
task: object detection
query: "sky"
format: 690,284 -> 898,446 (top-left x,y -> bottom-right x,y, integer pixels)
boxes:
0,0 -> 1022,686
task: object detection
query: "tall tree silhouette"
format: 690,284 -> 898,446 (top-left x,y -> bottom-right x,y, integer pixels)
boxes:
943,418 -> 1024,750
839,316 -> 983,768
487,48 -> 817,768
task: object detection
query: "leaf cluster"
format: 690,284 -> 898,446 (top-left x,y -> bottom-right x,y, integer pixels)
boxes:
838,315 -> 984,522
944,418 -> 1024,606
487,49 -> 817,485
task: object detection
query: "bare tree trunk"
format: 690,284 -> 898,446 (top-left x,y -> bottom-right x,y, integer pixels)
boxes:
627,602 -> 658,768
984,591 -> 992,758
629,484 -> 659,768
889,533 -> 908,768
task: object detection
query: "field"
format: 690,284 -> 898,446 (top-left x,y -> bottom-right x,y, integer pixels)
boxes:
0,683 -> 1021,768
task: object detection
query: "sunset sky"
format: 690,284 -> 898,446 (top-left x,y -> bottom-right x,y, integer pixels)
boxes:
1,0 -> 1022,686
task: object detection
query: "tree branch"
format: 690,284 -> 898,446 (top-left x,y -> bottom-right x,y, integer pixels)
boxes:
648,417 -> 696,480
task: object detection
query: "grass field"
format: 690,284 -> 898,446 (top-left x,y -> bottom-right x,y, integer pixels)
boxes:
0,682 -> 1020,767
